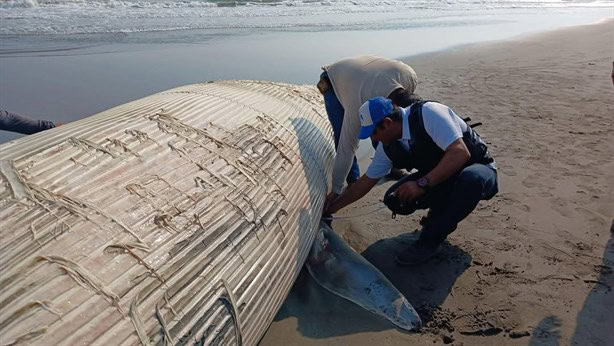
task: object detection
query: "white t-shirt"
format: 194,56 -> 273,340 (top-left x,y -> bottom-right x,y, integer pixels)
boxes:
366,102 -> 489,179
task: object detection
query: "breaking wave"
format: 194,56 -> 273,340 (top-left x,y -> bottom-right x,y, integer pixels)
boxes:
1,0 -> 612,35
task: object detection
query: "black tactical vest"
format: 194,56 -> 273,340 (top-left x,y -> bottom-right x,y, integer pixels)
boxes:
383,101 -> 494,173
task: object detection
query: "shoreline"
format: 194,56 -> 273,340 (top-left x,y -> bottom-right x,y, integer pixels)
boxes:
402,16 -> 614,63
1,9 -> 611,144
261,19 -> 614,345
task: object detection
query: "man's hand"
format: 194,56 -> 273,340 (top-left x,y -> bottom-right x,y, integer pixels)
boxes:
324,175 -> 379,216
394,180 -> 425,203
323,192 -> 340,214
317,76 -> 330,95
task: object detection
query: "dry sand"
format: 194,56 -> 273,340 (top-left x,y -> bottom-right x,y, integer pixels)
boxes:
260,20 -> 614,345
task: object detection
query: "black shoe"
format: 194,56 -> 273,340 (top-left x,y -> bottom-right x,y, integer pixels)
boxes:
419,210 -> 434,226
395,241 -> 441,266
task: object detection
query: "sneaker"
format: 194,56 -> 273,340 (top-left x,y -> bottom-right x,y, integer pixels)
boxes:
395,241 -> 441,266
419,210 -> 434,226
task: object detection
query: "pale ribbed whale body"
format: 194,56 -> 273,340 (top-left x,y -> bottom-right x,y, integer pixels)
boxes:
0,80 -> 419,345
0,81 -> 335,346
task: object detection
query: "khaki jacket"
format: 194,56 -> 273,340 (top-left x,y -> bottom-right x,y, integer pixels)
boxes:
323,56 -> 418,193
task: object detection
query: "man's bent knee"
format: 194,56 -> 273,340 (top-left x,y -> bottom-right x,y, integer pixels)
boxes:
457,165 -> 498,200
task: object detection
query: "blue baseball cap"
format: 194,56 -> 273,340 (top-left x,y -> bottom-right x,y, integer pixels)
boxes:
358,97 -> 394,139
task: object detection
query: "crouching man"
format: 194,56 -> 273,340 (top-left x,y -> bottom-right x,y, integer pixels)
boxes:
324,96 -> 498,265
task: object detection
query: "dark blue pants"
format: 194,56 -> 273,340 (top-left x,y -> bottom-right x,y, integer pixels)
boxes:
323,89 -> 360,184
385,164 -> 498,247
0,110 -> 55,135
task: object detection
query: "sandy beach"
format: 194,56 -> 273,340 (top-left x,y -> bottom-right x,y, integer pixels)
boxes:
260,20 -> 614,345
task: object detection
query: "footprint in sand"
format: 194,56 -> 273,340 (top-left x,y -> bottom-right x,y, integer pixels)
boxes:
454,307 -> 521,337
577,183 -> 600,195
574,207 -> 608,230
550,197 -> 571,218
522,174 -> 542,189
497,163 -> 518,177
500,192 -> 522,204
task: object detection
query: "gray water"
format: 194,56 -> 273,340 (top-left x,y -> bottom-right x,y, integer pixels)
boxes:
0,0 -> 612,144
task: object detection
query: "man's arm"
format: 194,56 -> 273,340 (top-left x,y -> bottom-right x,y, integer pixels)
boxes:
394,139 -> 470,202
325,174 -> 379,214
424,138 -> 470,186
330,106 -> 361,194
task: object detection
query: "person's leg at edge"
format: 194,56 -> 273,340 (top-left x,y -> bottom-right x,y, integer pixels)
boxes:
323,89 -> 360,184
396,164 -> 498,265
0,110 -> 56,135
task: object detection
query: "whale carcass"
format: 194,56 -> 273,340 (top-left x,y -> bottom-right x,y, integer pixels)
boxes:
0,81 -> 335,345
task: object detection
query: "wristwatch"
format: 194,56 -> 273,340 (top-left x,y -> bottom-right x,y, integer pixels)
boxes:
416,176 -> 431,191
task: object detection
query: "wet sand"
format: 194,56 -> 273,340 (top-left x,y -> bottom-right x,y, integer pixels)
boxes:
260,19 -> 614,346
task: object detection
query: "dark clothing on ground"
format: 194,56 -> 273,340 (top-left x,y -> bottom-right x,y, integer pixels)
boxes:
0,110 -> 56,135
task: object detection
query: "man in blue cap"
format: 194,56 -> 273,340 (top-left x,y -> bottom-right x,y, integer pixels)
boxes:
324,96 -> 498,264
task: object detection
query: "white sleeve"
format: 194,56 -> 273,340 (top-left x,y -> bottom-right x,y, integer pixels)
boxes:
330,106 -> 361,194
365,142 -> 393,179
422,102 -> 464,151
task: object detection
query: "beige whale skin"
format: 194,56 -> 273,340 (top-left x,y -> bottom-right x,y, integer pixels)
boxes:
0,80 -> 335,346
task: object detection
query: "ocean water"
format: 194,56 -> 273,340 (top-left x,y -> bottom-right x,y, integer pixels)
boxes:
1,0 -> 612,55
0,0 -> 612,144
1,0 -> 613,36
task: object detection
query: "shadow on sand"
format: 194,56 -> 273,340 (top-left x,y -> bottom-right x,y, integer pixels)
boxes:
569,225 -> 613,346
272,231 -> 471,338
529,315 -> 562,346
530,224 -> 613,346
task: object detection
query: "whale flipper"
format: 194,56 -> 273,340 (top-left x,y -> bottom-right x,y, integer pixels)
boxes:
306,221 -> 422,331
